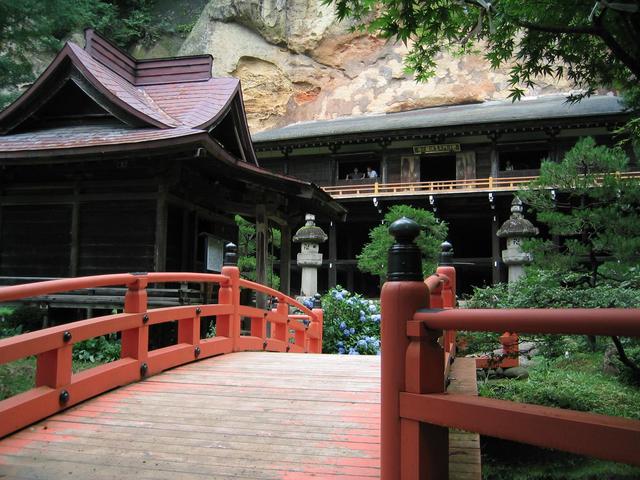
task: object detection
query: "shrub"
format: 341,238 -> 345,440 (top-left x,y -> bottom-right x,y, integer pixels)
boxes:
321,286 -> 380,355
72,334 -> 121,364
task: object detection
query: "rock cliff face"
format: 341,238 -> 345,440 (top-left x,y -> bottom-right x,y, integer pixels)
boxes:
180,0 -> 572,132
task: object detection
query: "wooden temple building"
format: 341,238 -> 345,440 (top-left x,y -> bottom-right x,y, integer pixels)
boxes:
0,29 -> 345,307
253,96 -> 636,295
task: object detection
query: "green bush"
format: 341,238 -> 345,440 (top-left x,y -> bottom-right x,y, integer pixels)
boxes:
480,352 -> 640,479
72,334 -> 121,364
479,353 -> 640,419
467,269 -> 640,369
321,287 -> 380,355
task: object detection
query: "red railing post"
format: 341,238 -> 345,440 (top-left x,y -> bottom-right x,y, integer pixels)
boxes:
121,275 -> 149,364
310,294 -> 324,354
219,243 -> 241,351
35,343 -> 72,389
438,244 -> 457,357
381,217 -> 447,479
500,331 -> 519,366
274,297 -> 289,345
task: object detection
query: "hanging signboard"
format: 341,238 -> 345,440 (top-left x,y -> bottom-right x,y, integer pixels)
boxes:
205,235 -> 225,272
413,143 -> 461,155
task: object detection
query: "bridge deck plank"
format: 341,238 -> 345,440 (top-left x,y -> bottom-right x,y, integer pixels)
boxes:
0,351 -> 480,479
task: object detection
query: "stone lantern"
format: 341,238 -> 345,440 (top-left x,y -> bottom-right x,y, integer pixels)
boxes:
496,197 -> 539,283
293,213 -> 328,297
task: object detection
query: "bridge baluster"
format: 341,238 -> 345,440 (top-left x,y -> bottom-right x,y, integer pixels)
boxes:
121,275 -> 149,363
219,243 -> 241,351
381,217 -> 448,479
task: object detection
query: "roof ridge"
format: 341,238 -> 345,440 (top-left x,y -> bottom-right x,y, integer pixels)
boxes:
84,29 -> 213,86
69,43 -> 180,127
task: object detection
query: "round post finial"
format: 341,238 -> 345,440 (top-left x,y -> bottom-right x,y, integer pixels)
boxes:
439,241 -> 454,266
223,242 -> 238,266
313,293 -> 322,308
387,217 -> 422,281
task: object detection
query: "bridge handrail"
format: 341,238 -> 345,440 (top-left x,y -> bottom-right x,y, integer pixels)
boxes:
380,218 -> 640,479
0,244 -> 323,438
0,272 -> 230,303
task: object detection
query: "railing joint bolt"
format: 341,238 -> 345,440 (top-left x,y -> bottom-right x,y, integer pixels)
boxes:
286,345 -> 290,352
142,314 -> 149,323
194,346 -> 201,358
62,331 -> 72,342
263,341 -> 268,350
195,307 -> 201,315
59,389 -> 70,405
140,362 -> 148,377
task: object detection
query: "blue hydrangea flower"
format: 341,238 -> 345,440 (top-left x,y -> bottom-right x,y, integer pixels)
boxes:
337,341 -> 343,347
338,347 -> 345,354
357,339 -> 366,347
371,314 -> 381,323
348,347 -> 360,355
369,304 -> 377,312
343,330 -> 350,337
333,291 -> 344,300
350,327 -> 355,334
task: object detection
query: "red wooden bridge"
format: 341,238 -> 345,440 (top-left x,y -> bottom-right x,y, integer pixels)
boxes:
1,232 -> 639,479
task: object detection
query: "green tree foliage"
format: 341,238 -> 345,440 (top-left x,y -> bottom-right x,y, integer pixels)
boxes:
0,0 -> 157,108
235,215 -> 281,289
518,137 -> 640,285
328,0 -> 639,103
357,205 -> 447,280
470,139 -> 640,378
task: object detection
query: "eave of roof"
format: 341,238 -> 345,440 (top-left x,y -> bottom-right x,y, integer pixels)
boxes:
252,95 -> 631,148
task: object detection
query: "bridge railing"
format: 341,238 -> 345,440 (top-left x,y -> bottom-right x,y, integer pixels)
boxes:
381,218 -> 640,479
0,243 -> 323,438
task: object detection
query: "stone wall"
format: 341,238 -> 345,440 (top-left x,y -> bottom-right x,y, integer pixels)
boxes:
180,0 -> 573,132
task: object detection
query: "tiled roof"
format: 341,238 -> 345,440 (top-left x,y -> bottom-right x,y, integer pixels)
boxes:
252,95 -> 630,144
0,124 -> 201,153
0,30 -> 243,151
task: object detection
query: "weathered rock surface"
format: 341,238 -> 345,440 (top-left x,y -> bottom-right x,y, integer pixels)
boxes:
179,0 -> 574,132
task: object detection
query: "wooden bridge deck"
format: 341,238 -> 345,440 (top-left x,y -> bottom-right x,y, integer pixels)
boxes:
0,352 -> 480,480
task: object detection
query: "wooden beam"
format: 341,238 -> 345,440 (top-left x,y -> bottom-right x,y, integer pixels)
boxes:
328,221 -> 337,289
255,205 -> 268,308
279,225 -> 291,296
181,209 -> 189,271
154,184 -> 168,272
491,213 -> 501,284
69,188 -> 79,277
400,392 -> 640,466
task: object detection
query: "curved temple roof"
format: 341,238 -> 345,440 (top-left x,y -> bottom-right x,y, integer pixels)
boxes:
0,29 -> 253,162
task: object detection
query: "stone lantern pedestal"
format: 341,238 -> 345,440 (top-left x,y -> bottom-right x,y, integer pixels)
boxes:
293,214 -> 328,297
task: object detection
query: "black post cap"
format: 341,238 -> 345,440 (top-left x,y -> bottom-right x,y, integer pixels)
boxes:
387,217 -> 423,281
223,242 -> 238,266
313,293 -> 322,308
439,240 -> 454,266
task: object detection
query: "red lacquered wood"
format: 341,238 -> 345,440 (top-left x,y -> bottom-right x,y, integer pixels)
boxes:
400,392 -> 640,466
380,280 -> 429,480
309,307 -> 323,353
147,344 -> 198,375
199,336 -> 233,357
413,308 -> 640,336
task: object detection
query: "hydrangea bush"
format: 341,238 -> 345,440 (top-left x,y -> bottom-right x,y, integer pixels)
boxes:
321,286 -> 380,355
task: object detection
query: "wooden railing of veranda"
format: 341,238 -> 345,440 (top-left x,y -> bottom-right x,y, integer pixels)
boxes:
322,171 -> 640,199
0,243 -> 323,439
380,217 -> 640,479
